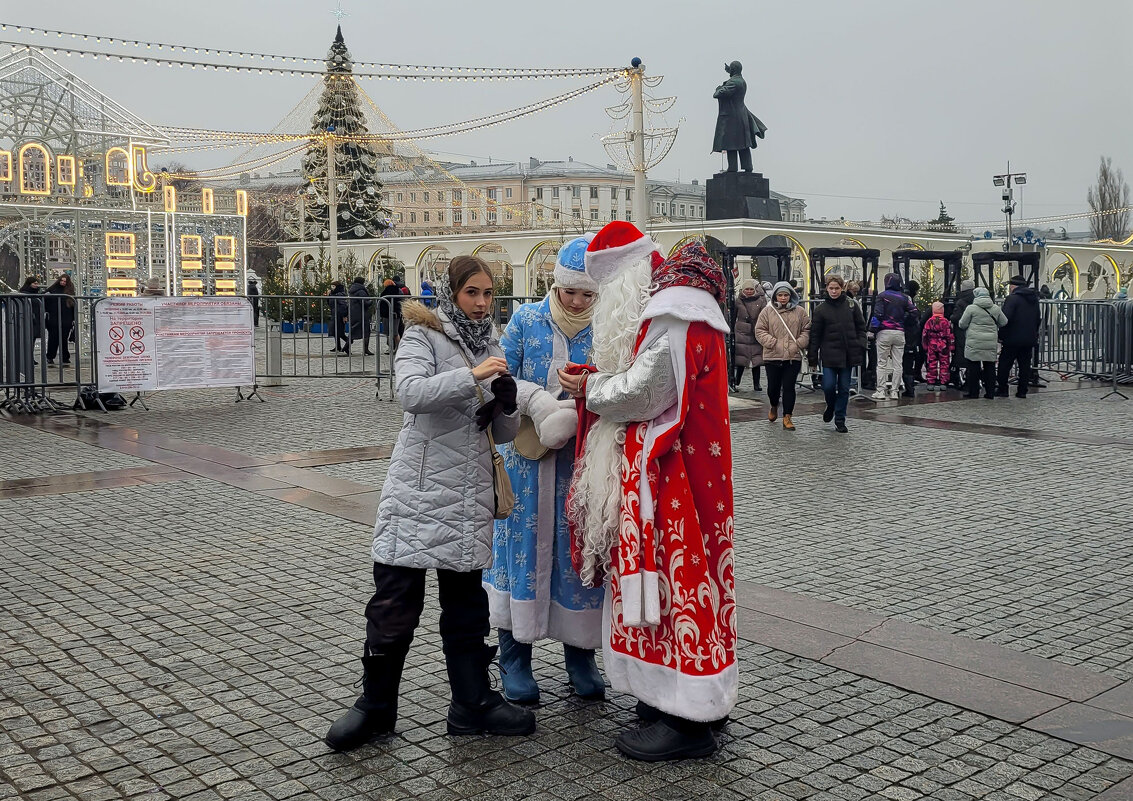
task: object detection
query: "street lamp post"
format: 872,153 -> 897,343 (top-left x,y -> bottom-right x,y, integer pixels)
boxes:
992,162 -> 1027,250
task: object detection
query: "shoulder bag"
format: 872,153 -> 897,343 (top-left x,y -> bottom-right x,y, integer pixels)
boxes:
460,348 -> 516,520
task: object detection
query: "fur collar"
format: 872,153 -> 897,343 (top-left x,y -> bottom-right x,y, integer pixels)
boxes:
402,300 -> 442,331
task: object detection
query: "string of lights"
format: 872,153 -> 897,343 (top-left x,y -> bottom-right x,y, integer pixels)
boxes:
959,206 -> 1133,229
0,23 -> 622,76
1,38 -> 623,81
157,77 -> 617,146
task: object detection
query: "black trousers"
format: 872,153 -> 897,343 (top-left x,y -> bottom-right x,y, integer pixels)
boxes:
997,344 -> 1032,395
967,361 -> 997,397
732,365 -> 761,390
46,319 -> 70,363
862,341 -> 877,389
764,359 -> 801,414
365,563 -> 489,653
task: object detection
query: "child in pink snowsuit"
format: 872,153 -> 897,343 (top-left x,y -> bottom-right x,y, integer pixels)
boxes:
922,301 -> 954,390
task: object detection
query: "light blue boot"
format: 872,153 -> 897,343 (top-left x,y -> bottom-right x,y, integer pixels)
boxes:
498,629 -> 539,704
563,644 -> 606,700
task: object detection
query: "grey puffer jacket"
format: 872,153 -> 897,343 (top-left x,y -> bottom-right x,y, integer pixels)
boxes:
371,301 -> 519,571
958,289 -> 1007,363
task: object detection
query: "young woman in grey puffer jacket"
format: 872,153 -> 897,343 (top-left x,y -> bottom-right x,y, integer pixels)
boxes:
326,256 -> 536,752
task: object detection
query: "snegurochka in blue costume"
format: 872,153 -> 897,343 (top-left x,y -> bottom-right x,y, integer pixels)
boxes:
484,235 -> 606,704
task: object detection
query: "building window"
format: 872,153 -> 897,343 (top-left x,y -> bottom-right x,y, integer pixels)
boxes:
471,210 -> 477,221
536,187 -> 544,200
590,210 -> 599,220
572,210 -> 580,219
397,192 -> 403,202
410,192 -> 416,202
589,186 -> 598,200
655,203 -> 661,214
552,187 -> 560,200
506,210 -> 513,221
679,204 -> 685,217
454,209 -> 463,224
395,212 -> 402,221
611,210 -> 618,220
410,212 -> 417,223
487,187 -> 497,200
453,189 -> 463,203
572,185 -> 580,199
626,188 -> 632,201
611,187 -> 618,200
423,211 -> 430,222
488,210 -> 497,224
625,210 -> 632,222
424,191 -> 429,203
505,187 -> 513,199
554,210 -> 561,220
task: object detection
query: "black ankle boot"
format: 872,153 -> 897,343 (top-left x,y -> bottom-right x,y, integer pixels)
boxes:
325,642 -> 409,751
617,713 -> 718,762
636,700 -> 729,731
445,643 -> 535,736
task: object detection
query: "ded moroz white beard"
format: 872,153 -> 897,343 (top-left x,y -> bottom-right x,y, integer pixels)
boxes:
567,257 -> 655,588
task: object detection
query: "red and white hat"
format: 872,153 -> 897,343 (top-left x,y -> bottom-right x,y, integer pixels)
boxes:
584,221 -> 662,285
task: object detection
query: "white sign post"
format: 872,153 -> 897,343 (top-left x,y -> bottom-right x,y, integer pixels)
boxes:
95,297 -> 255,395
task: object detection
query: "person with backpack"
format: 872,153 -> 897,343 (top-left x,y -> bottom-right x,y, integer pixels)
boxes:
958,287 -> 1007,399
867,272 -> 916,400
997,275 -> 1041,398
754,281 -> 810,430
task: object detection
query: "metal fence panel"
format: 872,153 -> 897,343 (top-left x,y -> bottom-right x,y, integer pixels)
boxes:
1,294 -> 98,412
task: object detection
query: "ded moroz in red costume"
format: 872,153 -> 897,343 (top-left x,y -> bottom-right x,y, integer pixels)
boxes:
566,223 -> 737,761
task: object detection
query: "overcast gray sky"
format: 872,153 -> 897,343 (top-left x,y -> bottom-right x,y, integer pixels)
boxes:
6,0 -> 1131,228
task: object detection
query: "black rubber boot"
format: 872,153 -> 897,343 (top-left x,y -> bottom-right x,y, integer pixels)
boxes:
325,641 -> 410,751
636,700 -> 729,731
445,644 -> 536,736
617,713 -> 718,762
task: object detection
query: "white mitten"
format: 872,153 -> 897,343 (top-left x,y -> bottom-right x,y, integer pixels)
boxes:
528,392 -> 579,450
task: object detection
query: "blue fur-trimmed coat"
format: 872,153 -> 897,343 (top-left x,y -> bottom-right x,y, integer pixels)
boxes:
483,297 -> 604,647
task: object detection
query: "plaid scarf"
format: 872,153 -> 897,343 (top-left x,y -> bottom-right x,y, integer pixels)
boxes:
651,240 -> 726,304
436,278 -> 494,353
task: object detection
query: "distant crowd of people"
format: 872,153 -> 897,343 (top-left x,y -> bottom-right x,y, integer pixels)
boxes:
729,271 -> 1045,429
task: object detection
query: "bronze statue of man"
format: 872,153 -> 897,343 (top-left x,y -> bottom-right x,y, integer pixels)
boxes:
712,61 -> 767,173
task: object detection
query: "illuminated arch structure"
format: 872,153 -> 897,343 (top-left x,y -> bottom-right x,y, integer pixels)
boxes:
0,47 -> 245,296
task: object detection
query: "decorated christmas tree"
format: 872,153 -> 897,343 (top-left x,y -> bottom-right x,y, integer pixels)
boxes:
300,27 -> 391,241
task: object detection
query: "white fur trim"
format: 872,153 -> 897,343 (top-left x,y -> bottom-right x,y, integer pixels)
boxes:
553,264 -> 598,292
620,572 -> 660,628
643,571 -> 660,627
643,286 -> 729,333
485,584 -> 603,648
585,237 -> 660,285
603,585 -> 738,721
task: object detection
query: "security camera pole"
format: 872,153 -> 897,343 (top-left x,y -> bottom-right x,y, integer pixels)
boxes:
992,162 -> 1027,250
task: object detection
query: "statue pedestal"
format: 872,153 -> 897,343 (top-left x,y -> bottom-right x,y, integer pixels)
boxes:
705,171 -> 782,221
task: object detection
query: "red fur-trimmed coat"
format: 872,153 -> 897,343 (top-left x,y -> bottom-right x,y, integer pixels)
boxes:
570,305 -> 737,722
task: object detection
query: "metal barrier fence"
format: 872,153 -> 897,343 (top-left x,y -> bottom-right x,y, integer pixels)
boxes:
1037,300 -> 1131,391
5,294 -> 1127,413
256,294 -> 540,401
1,294 -> 97,413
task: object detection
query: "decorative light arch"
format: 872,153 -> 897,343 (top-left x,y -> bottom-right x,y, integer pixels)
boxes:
1099,254 -> 1122,290
782,234 -> 810,296
1052,251 -> 1080,297
667,234 -> 700,256
521,239 -> 561,267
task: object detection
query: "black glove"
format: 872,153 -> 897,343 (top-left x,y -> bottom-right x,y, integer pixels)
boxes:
475,401 -> 498,431
490,375 -> 518,415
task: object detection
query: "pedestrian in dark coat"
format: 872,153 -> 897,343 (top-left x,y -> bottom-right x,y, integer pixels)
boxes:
328,281 -> 350,353
730,279 -> 767,391
247,276 -> 260,326
44,274 -> 76,366
17,276 -> 43,342
379,279 -> 404,351
348,276 -> 375,356
807,273 -> 867,433
949,280 -> 976,388
997,275 -> 1041,398
901,279 -> 923,397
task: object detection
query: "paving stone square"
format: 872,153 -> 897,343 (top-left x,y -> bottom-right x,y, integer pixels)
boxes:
3,382 -> 1132,799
